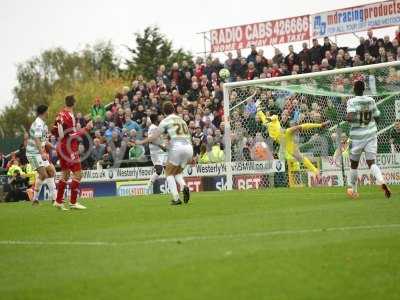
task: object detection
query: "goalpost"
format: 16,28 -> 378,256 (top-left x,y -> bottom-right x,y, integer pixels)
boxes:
223,61 -> 400,191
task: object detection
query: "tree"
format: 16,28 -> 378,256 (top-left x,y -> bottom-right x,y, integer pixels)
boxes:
0,42 -> 121,137
125,26 -> 193,80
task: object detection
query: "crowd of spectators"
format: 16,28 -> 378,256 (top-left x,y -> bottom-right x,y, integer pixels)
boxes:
2,28 -> 400,176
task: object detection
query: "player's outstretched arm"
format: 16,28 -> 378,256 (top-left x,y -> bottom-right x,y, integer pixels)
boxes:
287,121 -> 330,134
256,111 -> 268,125
136,128 -> 162,145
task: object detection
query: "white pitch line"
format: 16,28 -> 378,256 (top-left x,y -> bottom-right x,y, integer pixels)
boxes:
0,224 -> 399,247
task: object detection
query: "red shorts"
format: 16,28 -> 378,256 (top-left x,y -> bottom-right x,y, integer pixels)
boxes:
57,145 -> 81,173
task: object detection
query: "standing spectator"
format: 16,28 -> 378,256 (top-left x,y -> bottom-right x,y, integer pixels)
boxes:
247,45 -> 258,63
169,63 -> 182,86
321,36 -> 331,54
390,120 -> 400,153
285,45 -> 299,66
231,49 -> 242,77
237,57 -> 248,79
90,97 -> 106,121
310,39 -> 323,65
17,133 -> 28,166
266,97 -> 282,116
272,48 -> 284,64
180,71 -> 192,94
181,60 -> 192,75
368,37 -> 379,58
254,55 -> 265,75
298,42 -> 311,66
0,152 -> 7,174
356,37 -> 366,60
224,52 -> 234,72
367,29 -> 375,44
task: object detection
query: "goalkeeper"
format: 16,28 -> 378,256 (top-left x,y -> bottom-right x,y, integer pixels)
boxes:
256,111 -> 329,175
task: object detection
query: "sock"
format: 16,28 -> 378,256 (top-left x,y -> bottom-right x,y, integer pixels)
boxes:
299,123 -> 322,131
56,180 -> 67,204
175,173 -> 186,192
166,175 -> 179,201
303,157 -> 319,175
350,168 -> 358,193
33,178 -> 44,201
370,164 -> 384,185
70,179 -> 80,205
149,172 -> 159,184
45,178 -> 56,201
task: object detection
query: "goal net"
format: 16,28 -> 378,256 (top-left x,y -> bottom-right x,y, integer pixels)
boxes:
222,61 -> 400,190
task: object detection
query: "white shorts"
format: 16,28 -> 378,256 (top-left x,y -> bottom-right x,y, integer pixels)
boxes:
168,143 -> 193,168
350,137 -> 377,161
151,153 -> 167,166
27,154 -> 50,170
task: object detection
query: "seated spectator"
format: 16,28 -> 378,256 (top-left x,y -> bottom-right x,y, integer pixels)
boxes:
104,122 -> 120,141
376,47 -> 388,63
79,144 -> 94,170
114,108 -> 125,128
76,112 -> 87,127
110,97 -> 121,113
207,142 -> 225,163
364,52 -> 376,64
198,144 -> 209,164
124,114 -> 141,133
245,97 -> 257,116
90,97 -> 106,121
102,146 -> 114,168
91,138 -> 106,165
93,115 -> 105,131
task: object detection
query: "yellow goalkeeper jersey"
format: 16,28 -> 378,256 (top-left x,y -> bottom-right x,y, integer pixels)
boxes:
256,112 -> 283,141
256,111 -> 296,157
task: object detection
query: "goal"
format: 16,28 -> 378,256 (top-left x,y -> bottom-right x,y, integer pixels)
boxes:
222,61 -> 400,190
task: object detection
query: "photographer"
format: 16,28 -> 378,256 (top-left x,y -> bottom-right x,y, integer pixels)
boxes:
5,169 -> 28,202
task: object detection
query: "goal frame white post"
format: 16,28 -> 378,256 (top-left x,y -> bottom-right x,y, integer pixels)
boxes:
223,60 -> 400,190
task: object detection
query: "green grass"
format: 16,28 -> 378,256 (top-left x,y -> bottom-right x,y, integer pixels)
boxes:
0,186 -> 399,300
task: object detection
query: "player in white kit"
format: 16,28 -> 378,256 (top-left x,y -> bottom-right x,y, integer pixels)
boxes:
146,114 -> 167,193
26,105 -> 57,204
138,102 -> 193,205
346,81 -> 391,199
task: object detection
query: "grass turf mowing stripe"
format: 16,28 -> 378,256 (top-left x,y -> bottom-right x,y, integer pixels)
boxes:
1,223 -> 399,247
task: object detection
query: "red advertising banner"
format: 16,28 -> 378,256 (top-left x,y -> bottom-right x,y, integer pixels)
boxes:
210,15 -> 310,53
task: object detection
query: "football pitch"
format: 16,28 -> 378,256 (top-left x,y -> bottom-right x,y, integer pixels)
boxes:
0,187 -> 399,300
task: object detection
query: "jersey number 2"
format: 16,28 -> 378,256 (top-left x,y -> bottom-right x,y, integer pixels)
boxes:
173,123 -> 189,135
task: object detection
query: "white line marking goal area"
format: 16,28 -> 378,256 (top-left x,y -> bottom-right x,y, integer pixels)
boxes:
0,224 -> 399,247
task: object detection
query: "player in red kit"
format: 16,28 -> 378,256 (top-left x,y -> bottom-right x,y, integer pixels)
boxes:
51,95 -> 93,210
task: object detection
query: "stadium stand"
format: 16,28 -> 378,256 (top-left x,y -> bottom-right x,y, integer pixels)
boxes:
3,28 -> 400,174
